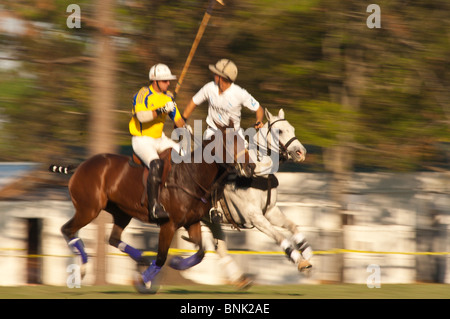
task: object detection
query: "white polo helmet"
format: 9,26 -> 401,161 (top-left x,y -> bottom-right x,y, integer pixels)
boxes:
149,63 -> 177,81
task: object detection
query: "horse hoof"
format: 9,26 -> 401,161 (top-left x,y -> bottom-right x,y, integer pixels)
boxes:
235,276 -> 253,291
133,273 -> 160,294
298,260 -> 312,273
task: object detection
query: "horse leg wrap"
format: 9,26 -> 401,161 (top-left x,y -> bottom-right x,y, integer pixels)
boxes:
281,239 -> 301,264
300,244 -> 313,261
292,233 -> 313,260
118,241 -> 142,262
169,252 -> 204,270
142,262 -> 161,284
68,237 -> 88,264
220,255 -> 244,283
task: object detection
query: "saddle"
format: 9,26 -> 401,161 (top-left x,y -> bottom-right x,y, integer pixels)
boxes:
129,149 -> 172,206
234,174 -> 279,191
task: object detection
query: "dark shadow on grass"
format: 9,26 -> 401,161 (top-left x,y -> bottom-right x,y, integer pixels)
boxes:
162,288 -> 251,295
161,287 -> 304,297
101,290 -> 137,295
60,291 -> 89,296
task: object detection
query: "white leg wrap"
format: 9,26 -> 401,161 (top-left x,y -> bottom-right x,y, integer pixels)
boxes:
291,233 -> 305,245
220,255 -> 244,283
290,250 -> 301,264
280,239 -> 291,251
302,246 -> 313,261
118,241 -> 127,252
291,233 -> 313,260
281,239 -> 301,264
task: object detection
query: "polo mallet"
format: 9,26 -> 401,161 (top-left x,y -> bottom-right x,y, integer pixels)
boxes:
174,0 -> 225,98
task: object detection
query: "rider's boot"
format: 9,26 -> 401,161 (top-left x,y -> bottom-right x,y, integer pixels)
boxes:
147,159 -> 169,223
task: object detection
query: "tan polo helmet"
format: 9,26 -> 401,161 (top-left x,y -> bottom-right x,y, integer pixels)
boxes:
209,59 -> 238,82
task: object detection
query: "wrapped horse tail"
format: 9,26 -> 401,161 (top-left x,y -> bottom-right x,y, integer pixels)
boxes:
48,164 -> 78,175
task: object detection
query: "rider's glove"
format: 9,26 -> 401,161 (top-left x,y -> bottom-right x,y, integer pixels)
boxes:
183,124 -> 193,135
254,121 -> 263,129
156,101 -> 176,115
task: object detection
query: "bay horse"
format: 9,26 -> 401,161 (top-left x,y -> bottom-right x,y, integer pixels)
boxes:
50,123 -> 254,293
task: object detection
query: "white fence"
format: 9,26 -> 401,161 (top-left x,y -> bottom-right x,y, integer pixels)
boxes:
0,172 -> 449,286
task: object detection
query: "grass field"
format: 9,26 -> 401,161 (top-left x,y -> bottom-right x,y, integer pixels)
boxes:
0,283 -> 449,299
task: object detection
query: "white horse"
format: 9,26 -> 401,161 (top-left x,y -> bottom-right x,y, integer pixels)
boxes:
202,108 -> 313,288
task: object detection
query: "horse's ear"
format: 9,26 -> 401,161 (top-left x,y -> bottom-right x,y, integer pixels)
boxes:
265,108 -> 273,121
278,108 -> 285,119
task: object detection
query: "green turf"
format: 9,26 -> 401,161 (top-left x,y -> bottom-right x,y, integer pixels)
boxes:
0,284 -> 448,299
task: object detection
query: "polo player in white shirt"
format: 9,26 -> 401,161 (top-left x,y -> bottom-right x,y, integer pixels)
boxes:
182,59 -> 264,140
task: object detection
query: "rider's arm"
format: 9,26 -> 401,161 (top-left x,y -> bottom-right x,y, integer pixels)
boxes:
135,101 -> 176,123
133,87 -> 157,123
168,104 -> 187,128
255,106 -> 264,128
182,99 -> 198,120
135,110 -> 157,123
240,88 -> 263,128
182,83 -> 210,120
174,117 -> 186,128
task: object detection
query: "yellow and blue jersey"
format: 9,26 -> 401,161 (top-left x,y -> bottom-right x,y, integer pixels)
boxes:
129,85 -> 182,138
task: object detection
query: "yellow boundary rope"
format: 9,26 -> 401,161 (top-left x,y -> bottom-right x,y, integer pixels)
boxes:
1,247 -> 450,258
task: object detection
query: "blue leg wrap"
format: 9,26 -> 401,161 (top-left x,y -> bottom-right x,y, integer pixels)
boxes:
142,262 -> 161,284
169,252 -> 203,270
68,237 -> 88,264
118,241 -> 142,262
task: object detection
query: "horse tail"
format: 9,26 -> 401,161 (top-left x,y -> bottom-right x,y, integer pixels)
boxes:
48,164 -> 78,175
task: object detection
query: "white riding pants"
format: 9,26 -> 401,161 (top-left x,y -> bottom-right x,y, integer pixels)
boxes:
132,133 -> 181,167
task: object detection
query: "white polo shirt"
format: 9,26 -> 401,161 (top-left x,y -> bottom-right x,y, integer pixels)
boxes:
192,81 -> 260,132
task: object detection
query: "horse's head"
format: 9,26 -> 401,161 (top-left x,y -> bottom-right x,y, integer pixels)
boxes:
264,108 -> 307,163
214,121 -> 255,178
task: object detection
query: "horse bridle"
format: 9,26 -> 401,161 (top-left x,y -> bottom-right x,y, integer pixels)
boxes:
265,119 -> 299,161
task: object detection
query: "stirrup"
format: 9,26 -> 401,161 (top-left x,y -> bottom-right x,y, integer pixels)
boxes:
149,204 -> 169,221
209,207 -> 223,224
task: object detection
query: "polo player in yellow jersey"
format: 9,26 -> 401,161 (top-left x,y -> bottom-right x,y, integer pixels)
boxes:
129,63 -> 188,222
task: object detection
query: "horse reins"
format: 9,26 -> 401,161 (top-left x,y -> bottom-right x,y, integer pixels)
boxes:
165,161 -> 233,204
263,119 -> 299,161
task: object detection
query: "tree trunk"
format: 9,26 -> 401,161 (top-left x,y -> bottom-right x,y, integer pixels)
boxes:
89,0 -> 117,286
323,32 -> 365,281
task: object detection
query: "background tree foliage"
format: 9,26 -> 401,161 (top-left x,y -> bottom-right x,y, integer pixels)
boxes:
0,0 -> 449,172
